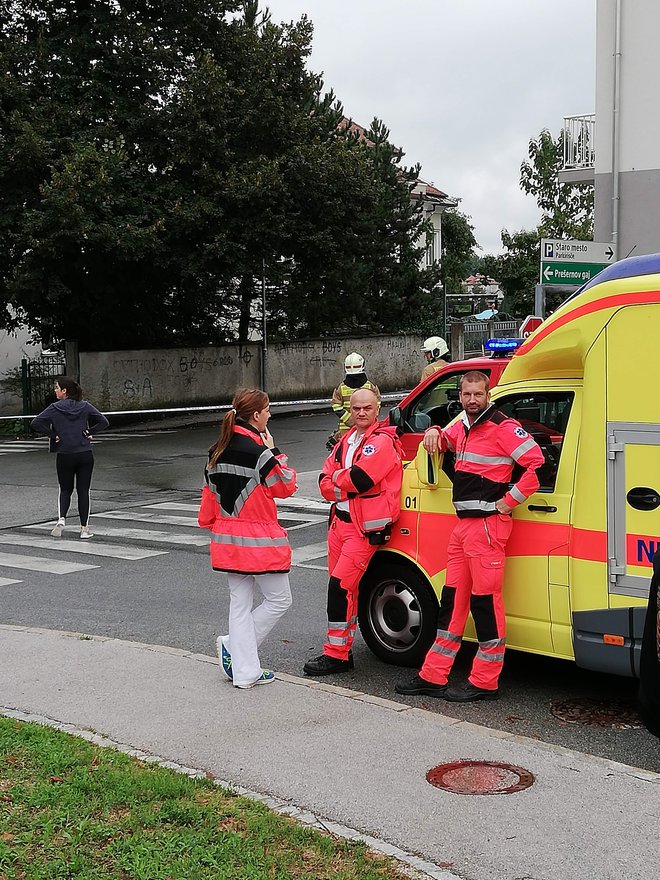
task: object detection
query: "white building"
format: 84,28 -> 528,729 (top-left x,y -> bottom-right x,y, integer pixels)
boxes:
560,0 -> 660,259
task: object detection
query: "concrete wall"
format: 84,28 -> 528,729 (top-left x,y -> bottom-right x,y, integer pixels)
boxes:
80,345 -> 261,411
79,335 -> 425,411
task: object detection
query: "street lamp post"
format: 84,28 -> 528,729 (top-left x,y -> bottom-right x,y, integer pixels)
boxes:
261,258 -> 267,392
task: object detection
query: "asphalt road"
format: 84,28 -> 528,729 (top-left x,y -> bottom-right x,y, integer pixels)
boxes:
1,411 -> 658,772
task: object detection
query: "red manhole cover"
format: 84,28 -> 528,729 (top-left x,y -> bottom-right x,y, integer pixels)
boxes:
550,698 -> 644,730
426,760 -> 534,795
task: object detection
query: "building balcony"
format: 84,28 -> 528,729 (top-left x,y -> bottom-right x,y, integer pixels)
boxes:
558,113 -> 595,184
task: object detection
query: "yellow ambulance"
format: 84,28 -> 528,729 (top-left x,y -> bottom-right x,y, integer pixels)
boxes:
358,253 -> 660,677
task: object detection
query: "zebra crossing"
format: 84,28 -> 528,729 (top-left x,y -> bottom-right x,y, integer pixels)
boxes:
0,497 -> 329,585
0,431 -> 178,456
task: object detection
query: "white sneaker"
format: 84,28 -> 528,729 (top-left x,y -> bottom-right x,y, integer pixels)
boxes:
80,526 -> 93,539
234,670 -> 275,689
51,519 -> 65,537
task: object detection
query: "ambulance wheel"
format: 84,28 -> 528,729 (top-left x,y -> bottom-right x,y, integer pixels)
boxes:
358,557 -> 438,667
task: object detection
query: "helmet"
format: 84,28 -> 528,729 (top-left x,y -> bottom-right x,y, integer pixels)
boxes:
344,352 -> 365,375
421,335 -> 449,360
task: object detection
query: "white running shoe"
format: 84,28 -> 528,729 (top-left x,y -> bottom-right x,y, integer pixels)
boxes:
51,519 -> 65,537
216,637 -> 233,681
79,526 -> 93,539
234,670 -> 275,689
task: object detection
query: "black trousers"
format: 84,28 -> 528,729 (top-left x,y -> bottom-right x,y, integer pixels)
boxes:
55,451 -> 95,525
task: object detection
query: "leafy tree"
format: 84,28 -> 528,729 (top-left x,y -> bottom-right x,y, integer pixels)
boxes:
273,117 -> 441,339
482,229 -> 540,317
520,129 -> 594,239
440,208 -> 478,294
0,0 -> 440,350
481,128 -> 595,317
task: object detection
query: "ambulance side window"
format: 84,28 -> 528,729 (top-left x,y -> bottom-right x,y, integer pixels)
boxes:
496,392 -> 574,491
407,369 -> 492,431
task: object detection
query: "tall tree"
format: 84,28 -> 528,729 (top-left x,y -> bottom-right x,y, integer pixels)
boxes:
440,208 -> 478,294
277,118 -> 441,339
482,229 -> 540,317
481,127 -> 595,317
520,128 -> 594,239
0,1 -> 440,350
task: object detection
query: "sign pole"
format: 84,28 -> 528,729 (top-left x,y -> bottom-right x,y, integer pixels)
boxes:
534,284 -> 545,319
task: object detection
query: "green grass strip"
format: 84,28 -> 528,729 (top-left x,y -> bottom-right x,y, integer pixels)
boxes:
0,717 -> 411,879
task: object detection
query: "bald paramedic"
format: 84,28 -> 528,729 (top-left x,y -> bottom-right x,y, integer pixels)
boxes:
304,388 -> 402,676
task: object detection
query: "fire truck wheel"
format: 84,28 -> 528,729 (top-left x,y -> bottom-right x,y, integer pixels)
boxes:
358,557 -> 438,667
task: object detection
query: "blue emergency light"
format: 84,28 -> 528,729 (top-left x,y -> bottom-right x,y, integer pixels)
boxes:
484,338 -> 524,357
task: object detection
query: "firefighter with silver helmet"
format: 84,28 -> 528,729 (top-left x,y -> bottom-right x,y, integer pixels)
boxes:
420,335 -> 450,382
327,352 -> 380,451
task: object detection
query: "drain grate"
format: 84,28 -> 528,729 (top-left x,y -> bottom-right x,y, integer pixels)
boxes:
550,697 -> 644,729
426,760 -> 535,795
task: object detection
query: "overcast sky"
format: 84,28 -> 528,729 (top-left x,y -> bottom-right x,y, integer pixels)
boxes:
266,0 -> 596,255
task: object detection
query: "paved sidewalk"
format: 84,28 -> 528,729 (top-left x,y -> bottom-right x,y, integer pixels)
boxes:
1,625 -> 658,880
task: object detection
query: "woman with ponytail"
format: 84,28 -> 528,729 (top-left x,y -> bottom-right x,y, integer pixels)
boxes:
31,376 -> 109,539
198,389 -> 297,689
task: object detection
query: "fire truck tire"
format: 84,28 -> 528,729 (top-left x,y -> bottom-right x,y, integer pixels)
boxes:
358,557 -> 439,667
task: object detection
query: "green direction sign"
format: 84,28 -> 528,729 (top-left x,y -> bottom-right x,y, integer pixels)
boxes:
541,261 -> 608,286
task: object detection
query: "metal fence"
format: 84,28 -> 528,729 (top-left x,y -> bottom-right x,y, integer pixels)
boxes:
562,113 -> 595,171
21,355 -> 66,416
450,320 -> 520,360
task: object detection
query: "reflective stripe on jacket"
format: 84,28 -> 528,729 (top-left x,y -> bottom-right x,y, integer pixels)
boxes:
319,421 -> 402,534
198,424 -> 297,573
432,405 -> 544,517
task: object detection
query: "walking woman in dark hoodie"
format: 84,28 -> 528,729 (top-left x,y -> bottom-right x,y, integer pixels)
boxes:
31,376 -> 109,538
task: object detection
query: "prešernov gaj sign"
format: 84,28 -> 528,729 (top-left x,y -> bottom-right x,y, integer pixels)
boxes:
540,238 -> 616,285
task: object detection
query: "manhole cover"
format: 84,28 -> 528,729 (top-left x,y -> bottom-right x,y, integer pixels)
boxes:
550,698 -> 644,729
426,760 -> 535,795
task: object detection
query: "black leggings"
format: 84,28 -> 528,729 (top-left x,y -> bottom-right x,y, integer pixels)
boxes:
55,451 -> 95,526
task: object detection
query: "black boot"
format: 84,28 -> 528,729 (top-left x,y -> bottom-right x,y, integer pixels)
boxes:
395,675 -> 447,697
303,653 -> 354,676
444,682 -> 499,702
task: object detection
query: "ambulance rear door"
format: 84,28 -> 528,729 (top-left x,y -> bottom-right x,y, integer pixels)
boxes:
605,302 -> 660,599
607,422 -> 660,597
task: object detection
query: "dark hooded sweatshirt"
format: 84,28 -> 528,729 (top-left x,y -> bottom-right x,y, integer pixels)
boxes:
31,399 -> 109,454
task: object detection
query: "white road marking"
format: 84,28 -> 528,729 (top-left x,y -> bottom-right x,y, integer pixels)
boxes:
0,551 -> 98,574
0,534 -> 166,561
144,502 -> 198,511
0,576 -> 22,586
144,496 -> 330,514
98,511 -> 198,527
141,502 -> 325,530
292,542 -> 328,565
277,496 -> 330,512
280,515 -> 327,532
23,524 -> 208,547
0,431 -> 179,454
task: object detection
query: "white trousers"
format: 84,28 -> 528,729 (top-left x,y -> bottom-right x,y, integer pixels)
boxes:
224,572 -> 292,687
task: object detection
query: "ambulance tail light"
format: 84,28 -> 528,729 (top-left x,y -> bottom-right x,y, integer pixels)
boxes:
484,338 -> 523,358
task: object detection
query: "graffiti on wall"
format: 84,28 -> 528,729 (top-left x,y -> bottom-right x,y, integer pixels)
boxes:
82,346 -> 260,409
82,335 -> 424,410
